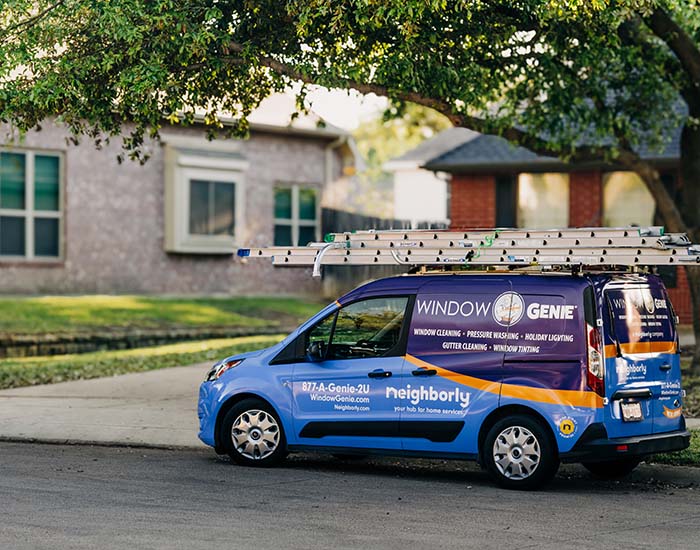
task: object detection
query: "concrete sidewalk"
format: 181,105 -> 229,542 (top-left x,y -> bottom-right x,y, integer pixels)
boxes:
0,365 -> 698,449
0,363 -> 209,448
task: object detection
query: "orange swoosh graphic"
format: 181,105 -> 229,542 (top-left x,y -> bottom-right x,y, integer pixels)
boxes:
405,354 -> 603,409
604,341 -> 676,357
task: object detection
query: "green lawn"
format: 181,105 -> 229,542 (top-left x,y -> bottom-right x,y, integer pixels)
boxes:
651,429 -> 700,467
0,295 -> 324,334
681,358 -> 700,418
0,335 -> 283,390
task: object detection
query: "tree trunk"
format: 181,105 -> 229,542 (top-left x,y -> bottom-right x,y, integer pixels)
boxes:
679,119 -> 700,375
617,125 -> 700,375
686,265 -> 700,375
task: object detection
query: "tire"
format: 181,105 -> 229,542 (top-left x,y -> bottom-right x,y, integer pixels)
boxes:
220,398 -> 287,467
483,415 -> 559,490
582,458 -> 641,479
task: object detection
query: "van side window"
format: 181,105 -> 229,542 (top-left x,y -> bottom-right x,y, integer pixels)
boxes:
307,311 -> 336,353
305,297 -> 409,361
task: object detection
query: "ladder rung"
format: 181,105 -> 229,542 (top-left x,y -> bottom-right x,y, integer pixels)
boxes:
326,226 -> 665,243
271,253 -> 700,267
243,246 -> 694,260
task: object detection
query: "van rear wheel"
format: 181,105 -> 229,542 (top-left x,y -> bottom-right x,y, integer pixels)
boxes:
583,458 -> 641,479
483,415 -> 559,490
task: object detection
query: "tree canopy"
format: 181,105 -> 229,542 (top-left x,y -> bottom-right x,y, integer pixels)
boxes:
354,102 -> 451,180
0,2 -> 693,162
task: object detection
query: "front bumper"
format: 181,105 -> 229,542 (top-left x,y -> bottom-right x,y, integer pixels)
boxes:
197,382 -> 217,447
561,423 -> 691,463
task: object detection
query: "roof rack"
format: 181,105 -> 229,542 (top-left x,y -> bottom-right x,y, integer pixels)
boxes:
236,226 -> 700,277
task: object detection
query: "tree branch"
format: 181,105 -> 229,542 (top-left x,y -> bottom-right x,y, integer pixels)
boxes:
0,0 -> 66,40
618,15 -> 700,114
226,41 -> 613,164
644,7 -> 700,88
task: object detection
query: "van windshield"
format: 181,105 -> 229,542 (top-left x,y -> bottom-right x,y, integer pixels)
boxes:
604,286 -> 676,355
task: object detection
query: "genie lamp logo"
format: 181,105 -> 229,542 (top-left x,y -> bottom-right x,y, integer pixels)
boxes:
492,291 -> 524,327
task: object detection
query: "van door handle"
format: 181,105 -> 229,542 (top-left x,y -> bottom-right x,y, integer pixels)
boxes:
611,388 -> 653,400
368,370 -> 392,379
660,364 -> 672,371
412,368 -> 437,377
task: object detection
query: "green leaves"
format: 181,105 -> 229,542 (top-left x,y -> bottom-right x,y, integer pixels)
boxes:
0,0 -> 695,164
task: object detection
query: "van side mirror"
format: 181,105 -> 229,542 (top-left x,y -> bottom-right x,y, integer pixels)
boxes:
306,341 -> 326,362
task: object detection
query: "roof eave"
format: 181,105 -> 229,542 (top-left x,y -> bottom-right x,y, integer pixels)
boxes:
187,113 -> 348,140
423,156 -> 679,174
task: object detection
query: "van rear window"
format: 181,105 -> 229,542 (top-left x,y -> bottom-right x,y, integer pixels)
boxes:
605,287 -> 676,355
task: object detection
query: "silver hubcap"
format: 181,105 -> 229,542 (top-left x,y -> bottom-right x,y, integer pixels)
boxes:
231,409 -> 280,460
492,425 -> 541,480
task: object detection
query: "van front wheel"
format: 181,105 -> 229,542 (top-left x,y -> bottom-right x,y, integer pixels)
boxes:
220,399 -> 287,467
483,415 -> 559,490
582,458 -> 641,479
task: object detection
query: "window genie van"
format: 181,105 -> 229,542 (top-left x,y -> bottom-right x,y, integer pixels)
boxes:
197,272 -> 690,490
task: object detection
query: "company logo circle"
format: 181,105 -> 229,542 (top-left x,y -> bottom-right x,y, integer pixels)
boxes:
558,418 -> 577,438
492,291 -> 525,327
643,291 -> 655,314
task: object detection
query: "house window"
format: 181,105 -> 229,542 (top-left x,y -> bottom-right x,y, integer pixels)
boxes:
163,136 -> 248,254
189,180 -> 236,236
603,171 -> 655,227
517,173 -> 569,228
274,186 -> 319,246
0,150 -> 62,260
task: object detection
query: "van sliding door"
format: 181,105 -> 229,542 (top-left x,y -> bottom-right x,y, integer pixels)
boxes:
401,278 -> 509,456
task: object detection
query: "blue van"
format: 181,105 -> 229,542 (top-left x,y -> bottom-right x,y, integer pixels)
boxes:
197,272 -> 690,489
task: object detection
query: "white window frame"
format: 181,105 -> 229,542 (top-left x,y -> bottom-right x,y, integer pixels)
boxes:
274,184 -> 320,246
163,136 -> 248,254
0,148 -> 63,262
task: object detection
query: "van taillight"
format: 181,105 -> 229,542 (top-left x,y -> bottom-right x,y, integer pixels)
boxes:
587,324 -> 605,397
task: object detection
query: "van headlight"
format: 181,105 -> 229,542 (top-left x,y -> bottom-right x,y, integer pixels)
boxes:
206,359 -> 244,381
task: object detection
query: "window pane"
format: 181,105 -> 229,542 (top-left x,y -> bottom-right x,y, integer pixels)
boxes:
0,216 -> 25,256
34,155 -> 60,211
213,182 -> 235,236
34,218 -> 59,257
298,188 -> 317,220
517,173 -> 569,228
306,313 -> 336,358
298,225 -> 316,246
274,188 -> 292,219
274,224 -> 292,246
602,172 -> 655,227
329,297 -> 408,359
0,152 -> 25,210
189,180 -> 210,235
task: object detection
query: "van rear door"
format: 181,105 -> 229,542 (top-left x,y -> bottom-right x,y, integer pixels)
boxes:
602,279 -> 682,437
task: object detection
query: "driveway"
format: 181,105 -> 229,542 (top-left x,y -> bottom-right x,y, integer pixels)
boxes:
0,363 -> 208,448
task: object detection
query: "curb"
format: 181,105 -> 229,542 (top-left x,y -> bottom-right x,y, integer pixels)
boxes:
0,435 -> 208,452
0,326 -> 293,359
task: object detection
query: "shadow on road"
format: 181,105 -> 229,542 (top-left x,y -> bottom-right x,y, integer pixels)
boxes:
205,450 -> 700,494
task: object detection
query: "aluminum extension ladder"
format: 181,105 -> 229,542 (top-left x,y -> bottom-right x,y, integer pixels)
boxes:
236,226 -> 700,277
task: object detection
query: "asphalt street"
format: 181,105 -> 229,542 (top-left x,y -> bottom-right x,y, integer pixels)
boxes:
1,442 -> 699,550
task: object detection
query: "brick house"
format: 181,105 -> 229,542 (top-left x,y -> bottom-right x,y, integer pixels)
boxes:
420,127 -> 693,323
0,95 -> 355,295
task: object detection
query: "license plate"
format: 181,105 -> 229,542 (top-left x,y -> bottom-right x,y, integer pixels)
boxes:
621,401 -> 643,422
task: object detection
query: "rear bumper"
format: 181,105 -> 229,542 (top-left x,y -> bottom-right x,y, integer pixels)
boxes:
561,424 -> 691,463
